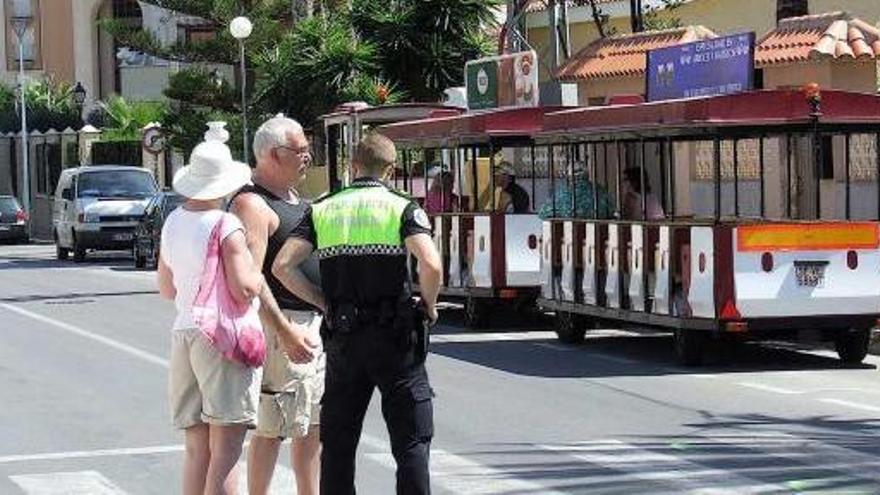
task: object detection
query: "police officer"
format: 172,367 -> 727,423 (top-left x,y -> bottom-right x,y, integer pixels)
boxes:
272,132 -> 442,494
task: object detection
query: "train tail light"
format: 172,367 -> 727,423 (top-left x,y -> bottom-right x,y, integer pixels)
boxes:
720,299 -> 741,321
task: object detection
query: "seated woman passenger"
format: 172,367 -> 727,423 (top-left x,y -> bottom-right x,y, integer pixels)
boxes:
621,167 -> 665,220
538,162 -> 614,220
425,167 -> 459,213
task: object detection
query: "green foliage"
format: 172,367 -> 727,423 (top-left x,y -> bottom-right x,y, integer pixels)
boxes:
643,0 -> 686,31
0,78 -> 83,133
164,67 -> 239,112
340,75 -> 406,106
98,96 -> 167,142
351,0 -> 499,101
103,0 -> 499,149
253,15 -> 379,124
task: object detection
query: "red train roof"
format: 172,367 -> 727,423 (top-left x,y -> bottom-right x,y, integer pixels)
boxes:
379,106 -> 565,145
541,90 -> 880,136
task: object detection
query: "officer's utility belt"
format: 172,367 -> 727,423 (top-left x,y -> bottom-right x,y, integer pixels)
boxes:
327,298 -> 430,361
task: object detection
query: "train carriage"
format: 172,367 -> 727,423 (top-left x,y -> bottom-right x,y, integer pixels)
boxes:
379,106 -> 564,327
317,102 -> 463,193
537,88 -> 880,365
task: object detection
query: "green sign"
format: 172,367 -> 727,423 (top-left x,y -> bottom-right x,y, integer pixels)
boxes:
465,51 -> 539,110
466,60 -> 498,110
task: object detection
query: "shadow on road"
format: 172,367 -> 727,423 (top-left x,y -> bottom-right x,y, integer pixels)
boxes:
430,326 -> 875,378
467,414 -> 880,493
0,251 -> 143,271
0,289 -> 157,304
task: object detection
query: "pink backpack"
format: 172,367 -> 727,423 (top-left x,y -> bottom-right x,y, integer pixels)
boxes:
191,215 -> 266,367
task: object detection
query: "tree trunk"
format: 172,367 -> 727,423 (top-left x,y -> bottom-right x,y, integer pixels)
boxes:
629,0 -> 644,32
588,0 -> 606,38
776,0 -> 808,24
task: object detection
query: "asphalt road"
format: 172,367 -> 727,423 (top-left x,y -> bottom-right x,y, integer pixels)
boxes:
2,244 -> 880,494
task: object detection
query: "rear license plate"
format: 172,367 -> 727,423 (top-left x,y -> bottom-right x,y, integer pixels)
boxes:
113,233 -> 133,241
0,226 -> 8,231
795,261 -> 828,288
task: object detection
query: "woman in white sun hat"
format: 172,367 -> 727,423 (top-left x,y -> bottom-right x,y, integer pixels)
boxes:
156,125 -> 264,495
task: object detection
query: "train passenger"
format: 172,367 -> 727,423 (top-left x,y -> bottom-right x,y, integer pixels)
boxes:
621,167 -> 664,220
538,162 -> 613,220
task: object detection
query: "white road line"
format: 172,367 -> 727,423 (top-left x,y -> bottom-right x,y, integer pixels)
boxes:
737,382 -> 802,395
819,398 -> 880,414
0,445 -> 184,465
533,342 -> 579,352
430,331 -> 557,343
584,352 -> 639,365
10,470 -> 127,494
0,303 -> 169,368
237,462 -> 297,495
537,440 -> 786,494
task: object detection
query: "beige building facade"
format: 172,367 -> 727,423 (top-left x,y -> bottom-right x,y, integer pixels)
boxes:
527,0 -> 880,89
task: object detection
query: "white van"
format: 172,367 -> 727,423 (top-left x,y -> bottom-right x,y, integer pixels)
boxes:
53,166 -> 158,261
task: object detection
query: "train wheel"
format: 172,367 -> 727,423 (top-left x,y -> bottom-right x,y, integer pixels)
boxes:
464,296 -> 491,329
554,312 -> 586,344
674,329 -> 707,366
835,328 -> 870,365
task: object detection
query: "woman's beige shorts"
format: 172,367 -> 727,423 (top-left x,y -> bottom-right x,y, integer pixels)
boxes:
255,310 -> 325,439
169,328 -> 262,430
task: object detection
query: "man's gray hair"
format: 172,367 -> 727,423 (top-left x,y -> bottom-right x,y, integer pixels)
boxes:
252,113 -> 304,159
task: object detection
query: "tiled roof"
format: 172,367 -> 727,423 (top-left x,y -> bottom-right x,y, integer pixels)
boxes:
554,26 -> 717,80
756,11 -> 880,67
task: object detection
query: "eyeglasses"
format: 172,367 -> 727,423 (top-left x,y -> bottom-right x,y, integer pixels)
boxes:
275,145 -> 312,157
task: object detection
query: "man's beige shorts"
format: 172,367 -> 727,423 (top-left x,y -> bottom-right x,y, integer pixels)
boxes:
169,328 -> 261,430
255,310 -> 325,439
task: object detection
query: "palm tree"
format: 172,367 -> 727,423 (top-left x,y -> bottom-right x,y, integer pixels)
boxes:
351,0 -> 499,101
777,0 -> 808,23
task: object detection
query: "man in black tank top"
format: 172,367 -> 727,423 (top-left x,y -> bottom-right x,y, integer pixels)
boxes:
229,115 -> 324,495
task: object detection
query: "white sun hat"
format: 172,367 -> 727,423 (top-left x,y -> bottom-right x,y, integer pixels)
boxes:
172,139 -> 251,200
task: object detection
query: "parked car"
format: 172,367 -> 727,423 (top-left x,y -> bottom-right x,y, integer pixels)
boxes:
134,190 -> 184,269
0,195 -> 29,244
53,166 -> 158,262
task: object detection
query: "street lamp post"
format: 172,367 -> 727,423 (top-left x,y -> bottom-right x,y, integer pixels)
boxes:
10,15 -> 32,218
230,16 -> 252,162
72,82 -> 87,114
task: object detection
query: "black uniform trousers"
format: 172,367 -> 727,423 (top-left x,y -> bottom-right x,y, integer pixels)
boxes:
320,322 -> 433,495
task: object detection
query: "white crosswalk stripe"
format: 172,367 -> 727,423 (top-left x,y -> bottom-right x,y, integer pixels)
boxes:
702,432 -> 880,487
361,434 -> 568,495
10,471 -> 127,494
537,439 -> 789,494
7,433 -> 880,494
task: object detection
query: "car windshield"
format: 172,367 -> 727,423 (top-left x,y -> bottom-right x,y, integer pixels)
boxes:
164,194 -> 185,213
0,197 -> 20,215
77,170 -> 157,199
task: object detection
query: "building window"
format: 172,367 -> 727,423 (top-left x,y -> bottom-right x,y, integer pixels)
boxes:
183,25 -> 216,43
112,0 -> 141,19
4,0 -> 41,70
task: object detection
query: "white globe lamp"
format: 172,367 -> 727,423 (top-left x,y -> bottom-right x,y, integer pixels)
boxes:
229,16 -> 253,161
229,16 -> 252,39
